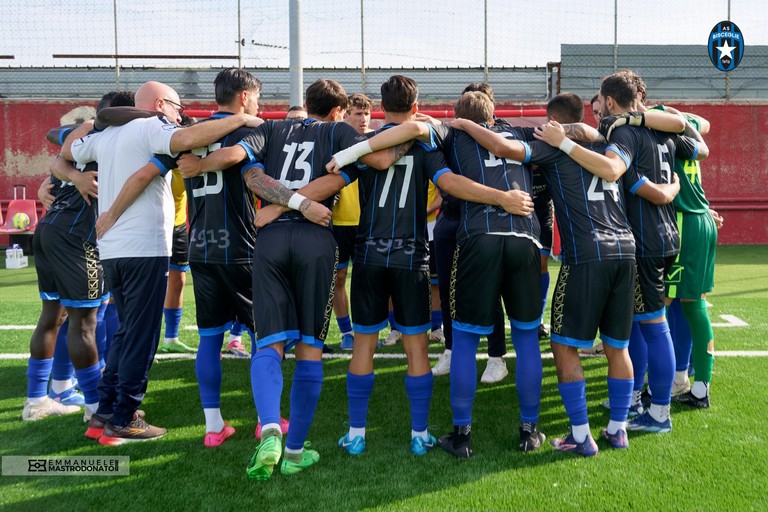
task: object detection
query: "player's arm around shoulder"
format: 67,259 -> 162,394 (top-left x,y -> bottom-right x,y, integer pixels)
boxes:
449,118 -> 527,161
96,160 -> 164,239
635,171 -> 680,205
435,171 -> 534,216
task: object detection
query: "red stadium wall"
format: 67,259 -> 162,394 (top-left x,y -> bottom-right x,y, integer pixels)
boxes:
1,100 -> 766,245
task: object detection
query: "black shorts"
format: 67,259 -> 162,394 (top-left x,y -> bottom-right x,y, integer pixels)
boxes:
634,256 -> 676,321
333,225 -> 357,269
33,223 -> 105,308
534,200 -> 554,254
190,262 -> 254,334
428,240 -> 438,284
451,234 -> 541,333
170,223 -> 190,271
252,221 -> 337,351
550,259 -> 635,349
351,264 -> 431,334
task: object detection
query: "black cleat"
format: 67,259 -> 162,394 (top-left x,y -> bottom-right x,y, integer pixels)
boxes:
672,390 -> 710,409
519,422 -> 546,452
439,429 -> 473,459
538,324 -> 550,340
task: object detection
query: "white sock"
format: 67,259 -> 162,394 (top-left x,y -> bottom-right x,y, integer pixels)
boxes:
85,403 -> 99,415
349,426 -> 366,439
51,378 -> 75,394
606,420 -> 626,435
27,396 -> 46,405
648,403 -> 670,422
411,429 -> 428,441
571,423 -> 591,443
284,446 -> 303,455
164,337 -> 178,345
692,381 -> 709,398
261,422 -> 281,433
228,334 -> 242,344
487,357 -> 503,365
204,408 -> 225,433
674,370 -> 689,385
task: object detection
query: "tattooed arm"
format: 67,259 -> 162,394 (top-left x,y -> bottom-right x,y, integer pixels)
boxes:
561,122 -> 605,143
243,165 -> 332,226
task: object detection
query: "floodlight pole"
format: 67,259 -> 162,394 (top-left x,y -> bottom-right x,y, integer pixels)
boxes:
289,0 -> 303,108
484,0 -> 488,82
361,0 -> 366,94
113,0 -> 120,88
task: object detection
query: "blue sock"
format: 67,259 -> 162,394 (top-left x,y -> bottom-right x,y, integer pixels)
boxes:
51,318 -> 74,382
230,321 -> 244,337
95,302 -> 108,369
286,360 -> 323,451
196,333 -> 225,408
431,310 -> 443,332
607,377 -> 634,422
540,272 -> 550,317
163,307 -> 183,339
337,315 -> 353,335
640,322 -> 675,406
104,302 -> 119,361
250,348 -> 283,427
388,311 -> 397,330
511,325 -> 542,423
347,372 -> 374,429
405,372 -> 433,432
627,322 -> 647,391
450,329 -> 480,425
27,358 -> 53,399
557,379 -> 589,427
668,299 -> 692,372
74,363 -> 102,405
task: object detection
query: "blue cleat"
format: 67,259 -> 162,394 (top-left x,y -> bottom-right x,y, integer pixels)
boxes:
600,428 -> 629,449
338,433 -> 366,455
48,386 -> 85,407
411,434 -> 437,456
627,411 -> 672,433
551,431 -> 599,457
340,334 -> 354,351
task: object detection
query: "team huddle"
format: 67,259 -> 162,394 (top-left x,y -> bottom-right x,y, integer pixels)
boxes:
21,67 -> 719,479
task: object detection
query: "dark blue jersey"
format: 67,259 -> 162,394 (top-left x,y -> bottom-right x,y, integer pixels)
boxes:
525,141 -> 635,265
431,124 -> 540,245
239,118 -> 360,223
608,125 -> 699,258
184,112 -> 256,265
345,123 -> 451,271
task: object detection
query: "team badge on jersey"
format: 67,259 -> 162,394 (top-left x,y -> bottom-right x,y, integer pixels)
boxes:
708,21 -> 744,71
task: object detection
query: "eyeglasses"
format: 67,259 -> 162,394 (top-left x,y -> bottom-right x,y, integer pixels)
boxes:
163,98 -> 185,114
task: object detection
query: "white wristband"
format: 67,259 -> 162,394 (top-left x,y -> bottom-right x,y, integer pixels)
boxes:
287,193 -> 308,211
558,137 -> 576,155
333,140 -> 373,167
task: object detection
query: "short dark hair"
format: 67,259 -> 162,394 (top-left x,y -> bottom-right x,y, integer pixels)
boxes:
546,92 -> 584,123
348,93 -> 373,111
600,73 -> 637,109
179,113 -> 196,127
305,79 -> 348,118
454,91 -> 494,124
380,75 -> 418,114
616,69 -> 647,102
462,82 -> 495,104
590,94 -> 599,105
214,68 -> 262,105
286,105 -> 307,120
97,91 -> 134,112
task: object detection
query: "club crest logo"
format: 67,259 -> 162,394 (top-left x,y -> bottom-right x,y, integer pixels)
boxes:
708,21 -> 744,71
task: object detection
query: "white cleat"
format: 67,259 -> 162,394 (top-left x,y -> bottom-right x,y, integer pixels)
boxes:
432,349 -> 452,376
480,357 -> 509,384
382,329 -> 402,346
429,328 -> 445,344
22,397 -> 81,421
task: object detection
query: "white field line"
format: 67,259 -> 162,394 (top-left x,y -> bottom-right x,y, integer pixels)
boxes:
1,351 -> 767,361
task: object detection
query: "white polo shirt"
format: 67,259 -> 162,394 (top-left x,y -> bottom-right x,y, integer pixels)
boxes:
71,116 -> 179,260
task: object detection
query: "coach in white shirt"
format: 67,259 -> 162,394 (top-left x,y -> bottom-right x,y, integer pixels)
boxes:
64,81 -> 259,443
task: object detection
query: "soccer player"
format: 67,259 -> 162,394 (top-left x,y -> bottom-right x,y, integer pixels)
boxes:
159,114 -> 197,355
332,77 -> 535,458
22,91 -> 134,423
63,81 -> 260,444
334,93 -> 370,350
180,68 -> 267,446
595,72 -> 709,434
648,106 -> 718,409
447,91 -> 691,455
285,105 -> 308,120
